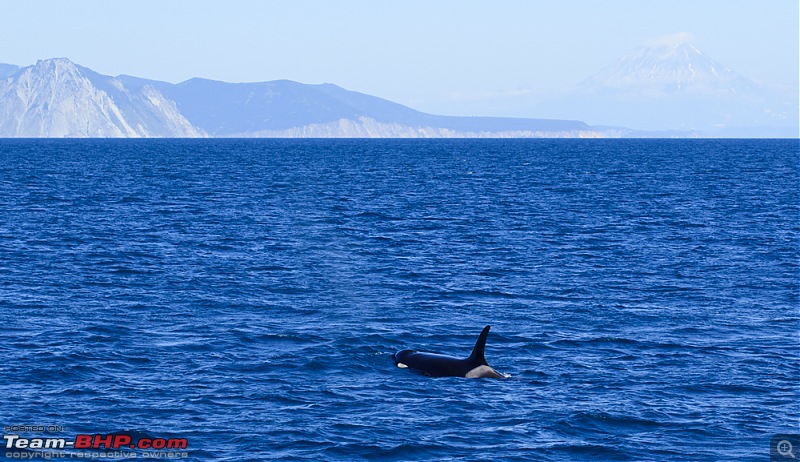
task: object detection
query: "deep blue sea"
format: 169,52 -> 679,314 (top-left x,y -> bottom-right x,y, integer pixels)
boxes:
1,139 -> 798,461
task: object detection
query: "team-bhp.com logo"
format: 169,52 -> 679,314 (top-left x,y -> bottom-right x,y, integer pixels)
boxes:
5,434 -> 187,450
3,427 -> 189,459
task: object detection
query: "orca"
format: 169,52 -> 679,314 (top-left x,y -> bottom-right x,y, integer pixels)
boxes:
392,325 -> 505,378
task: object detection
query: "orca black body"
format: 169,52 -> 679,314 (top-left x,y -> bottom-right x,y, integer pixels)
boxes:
392,325 -> 505,378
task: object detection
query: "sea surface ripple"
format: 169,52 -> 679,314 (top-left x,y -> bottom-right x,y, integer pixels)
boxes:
1,139 -> 798,461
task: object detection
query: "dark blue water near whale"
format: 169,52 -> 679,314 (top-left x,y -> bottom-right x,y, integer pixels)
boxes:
1,139 -> 797,461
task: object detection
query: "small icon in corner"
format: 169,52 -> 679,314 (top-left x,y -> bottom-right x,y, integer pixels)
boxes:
772,434 -> 800,461
778,440 -> 796,458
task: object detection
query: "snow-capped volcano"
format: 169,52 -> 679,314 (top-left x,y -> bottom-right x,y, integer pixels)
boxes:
538,32 -> 799,135
580,33 -> 758,97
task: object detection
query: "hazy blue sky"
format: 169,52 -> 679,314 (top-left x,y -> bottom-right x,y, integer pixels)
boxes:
1,0 -> 797,116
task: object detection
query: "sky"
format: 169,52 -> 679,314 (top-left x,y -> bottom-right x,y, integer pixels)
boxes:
1,0 -> 797,117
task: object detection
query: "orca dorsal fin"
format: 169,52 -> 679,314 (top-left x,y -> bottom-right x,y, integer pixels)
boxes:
468,325 -> 491,365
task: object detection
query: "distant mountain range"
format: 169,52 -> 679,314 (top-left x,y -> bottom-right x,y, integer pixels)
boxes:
0,35 -> 796,138
0,58 -> 598,138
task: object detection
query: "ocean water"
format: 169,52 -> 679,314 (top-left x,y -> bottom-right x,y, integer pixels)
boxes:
0,139 -> 797,461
